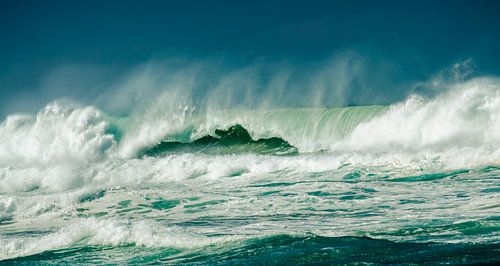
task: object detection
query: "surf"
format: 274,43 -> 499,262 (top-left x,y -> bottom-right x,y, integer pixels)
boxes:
1,77 -> 500,264
1,77 -> 500,167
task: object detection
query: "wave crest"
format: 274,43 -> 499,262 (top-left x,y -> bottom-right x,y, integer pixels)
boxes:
0,101 -> 116,167
2,77 -> 500,168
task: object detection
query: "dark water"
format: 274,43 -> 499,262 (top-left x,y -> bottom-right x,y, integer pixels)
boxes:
4,235 -> 499,265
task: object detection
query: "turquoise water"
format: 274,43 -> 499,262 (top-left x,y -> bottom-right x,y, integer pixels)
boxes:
1,80 -> 500,264
1,160 -> 499,264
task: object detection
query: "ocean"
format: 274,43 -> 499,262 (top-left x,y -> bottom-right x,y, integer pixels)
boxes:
0,77 -> 499,264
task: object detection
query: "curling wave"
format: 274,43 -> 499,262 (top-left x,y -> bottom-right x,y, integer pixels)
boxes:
1,77 -> 500,166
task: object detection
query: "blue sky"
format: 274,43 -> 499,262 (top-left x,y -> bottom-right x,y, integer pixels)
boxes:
1,0 -> 499,115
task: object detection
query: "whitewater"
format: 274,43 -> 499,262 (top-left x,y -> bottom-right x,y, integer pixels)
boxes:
0,77 -> 499,264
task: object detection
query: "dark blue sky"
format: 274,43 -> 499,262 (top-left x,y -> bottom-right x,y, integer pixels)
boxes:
1,0 -> 499,115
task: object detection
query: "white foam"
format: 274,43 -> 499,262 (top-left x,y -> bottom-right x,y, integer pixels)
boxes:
0,101 -> 116,167
0,217 -> 241,260
0,196 -> 16,222
334,77 -> 500,166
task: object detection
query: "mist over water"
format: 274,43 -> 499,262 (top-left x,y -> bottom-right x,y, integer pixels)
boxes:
0,54 -> 407,117
0,59 -> 499,264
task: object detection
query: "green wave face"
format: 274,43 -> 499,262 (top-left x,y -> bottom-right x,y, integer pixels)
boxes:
139,124 -> 299,156
126,105 -> 389,157
192,106 -> 389,152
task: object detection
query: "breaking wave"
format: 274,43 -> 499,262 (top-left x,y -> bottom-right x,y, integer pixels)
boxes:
1,77 -> 500,167
1,76 -> 500,264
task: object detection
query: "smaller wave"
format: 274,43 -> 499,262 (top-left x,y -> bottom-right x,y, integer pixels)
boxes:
0,217 -> 240,261
3,233 -> 499,265
139,124 -> 298,157
166,234 -> 500,265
